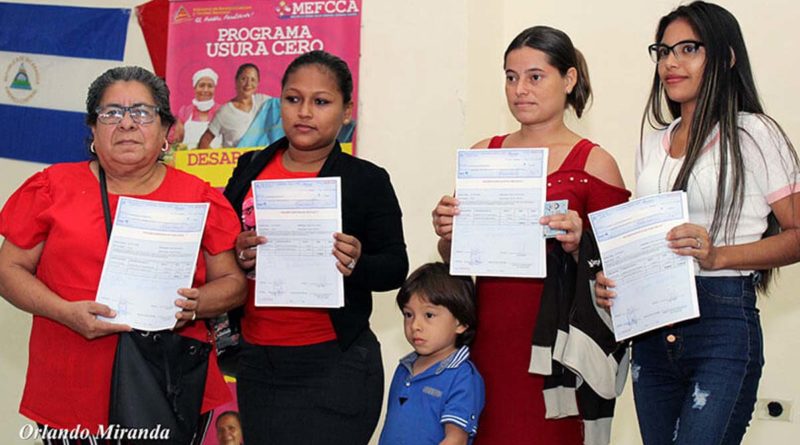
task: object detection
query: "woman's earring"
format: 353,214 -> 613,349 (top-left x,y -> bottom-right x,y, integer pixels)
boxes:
90,142 -> 96,154
161,140 -> 169,152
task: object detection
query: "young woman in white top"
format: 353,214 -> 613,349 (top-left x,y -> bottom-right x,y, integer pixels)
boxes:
199,63 -> 269,148
596,2 -> 800,444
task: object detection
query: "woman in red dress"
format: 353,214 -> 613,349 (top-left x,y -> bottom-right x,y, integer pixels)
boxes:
432,26 -> 629,444
0,66 -> 246,443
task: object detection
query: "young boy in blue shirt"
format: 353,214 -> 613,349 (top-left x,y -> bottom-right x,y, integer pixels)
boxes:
379,263 -> 485,445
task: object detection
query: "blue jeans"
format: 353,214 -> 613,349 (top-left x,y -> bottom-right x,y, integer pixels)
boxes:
632,275 -> 764,445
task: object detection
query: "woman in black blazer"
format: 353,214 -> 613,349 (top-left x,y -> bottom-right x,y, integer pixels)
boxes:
223,50 -> 408,445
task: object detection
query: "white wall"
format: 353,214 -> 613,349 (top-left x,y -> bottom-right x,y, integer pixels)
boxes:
1,1 -> 798,444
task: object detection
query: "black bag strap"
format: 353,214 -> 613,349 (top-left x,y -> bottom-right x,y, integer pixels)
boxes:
98,165 -> 112,241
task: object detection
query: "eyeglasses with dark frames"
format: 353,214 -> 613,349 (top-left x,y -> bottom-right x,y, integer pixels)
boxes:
95,104 -> 160,125
648,40 -> 705,63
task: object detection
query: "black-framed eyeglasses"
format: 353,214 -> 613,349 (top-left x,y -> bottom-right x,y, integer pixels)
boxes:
648,40 -> 704,63
95,104 -> 160,125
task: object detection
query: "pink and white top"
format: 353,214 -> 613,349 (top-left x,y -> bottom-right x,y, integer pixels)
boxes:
637,112 -> 800,276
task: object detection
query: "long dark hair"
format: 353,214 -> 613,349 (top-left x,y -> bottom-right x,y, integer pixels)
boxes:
505,25 -> 591,117
643,1 -> 799,290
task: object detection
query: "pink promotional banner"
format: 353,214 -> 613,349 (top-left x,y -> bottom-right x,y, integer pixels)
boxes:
166,0 -> 361,157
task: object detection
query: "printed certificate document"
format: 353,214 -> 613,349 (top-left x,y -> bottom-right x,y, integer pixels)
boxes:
252,177 -> 344,308
588,191 -> 699,341
450,148 -> 548,277
96,197 -> 209,331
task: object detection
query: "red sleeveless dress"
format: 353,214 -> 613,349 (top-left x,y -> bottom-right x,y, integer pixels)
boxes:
471,136 -> 630,444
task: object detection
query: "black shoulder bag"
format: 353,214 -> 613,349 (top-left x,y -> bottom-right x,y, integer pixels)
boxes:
100,166 -> 212,444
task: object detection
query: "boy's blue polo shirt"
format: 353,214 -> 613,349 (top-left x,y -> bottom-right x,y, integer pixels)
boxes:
378,346 -> 485,445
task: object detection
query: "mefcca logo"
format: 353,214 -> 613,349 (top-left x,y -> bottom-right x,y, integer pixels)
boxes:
276,0 -> 359,19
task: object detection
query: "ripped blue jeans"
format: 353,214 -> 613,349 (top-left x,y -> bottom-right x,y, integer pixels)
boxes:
631,275 -> 764,445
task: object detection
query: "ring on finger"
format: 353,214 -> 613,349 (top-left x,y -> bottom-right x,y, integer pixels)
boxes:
347,259 -> 356,270
191,310 -> 197,321
238,250 -> 247,261
694,237 -> 702,249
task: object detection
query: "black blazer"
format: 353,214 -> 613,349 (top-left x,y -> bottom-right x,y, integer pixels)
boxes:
224,138 -> 409,349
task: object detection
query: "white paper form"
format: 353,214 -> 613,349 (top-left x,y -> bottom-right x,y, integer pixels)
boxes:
96,197 -> 209,331
588,191 -> 698,341
252,177 -> 343,308
450,148 -> 548,277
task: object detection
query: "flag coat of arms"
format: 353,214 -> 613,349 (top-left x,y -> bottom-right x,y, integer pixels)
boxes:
0,2 -> 130,164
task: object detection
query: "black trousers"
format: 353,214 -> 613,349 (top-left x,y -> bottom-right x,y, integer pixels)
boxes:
237,328 -> 384,445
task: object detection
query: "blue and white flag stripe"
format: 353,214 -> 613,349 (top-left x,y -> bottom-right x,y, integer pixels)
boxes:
0,3 -> 127,60
0,106 -> 88,164
0,3 -> 130,164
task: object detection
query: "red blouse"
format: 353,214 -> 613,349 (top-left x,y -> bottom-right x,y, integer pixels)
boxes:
0,162 -> 240,431
487,136 -> 631,227
240,150 -> 338,346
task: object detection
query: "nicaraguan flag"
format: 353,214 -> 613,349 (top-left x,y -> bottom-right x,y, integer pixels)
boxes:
0,2 -> 130,164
